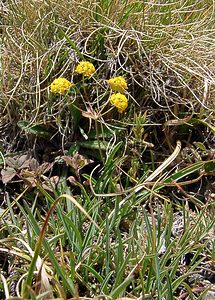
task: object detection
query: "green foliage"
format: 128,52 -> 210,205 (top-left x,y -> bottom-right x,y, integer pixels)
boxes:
17,121 -> 50,137
0,145 -> 214,298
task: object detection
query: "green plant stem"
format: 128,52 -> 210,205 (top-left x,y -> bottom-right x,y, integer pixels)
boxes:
95,118 -> 105,164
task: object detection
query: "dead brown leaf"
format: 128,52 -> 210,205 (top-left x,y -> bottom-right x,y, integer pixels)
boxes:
1,168 -> 17,184
62,153 -> 93,181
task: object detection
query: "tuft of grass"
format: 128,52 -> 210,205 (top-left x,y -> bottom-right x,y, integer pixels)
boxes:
0,145 -> 214,298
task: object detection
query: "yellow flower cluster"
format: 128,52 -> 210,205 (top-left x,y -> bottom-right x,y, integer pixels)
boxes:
107,76 -> 128,93
109,93 -> 128,113
50,78 -> 72,95
50,61 -> 129,113
107,76 -> 129,112
75,61 -> 96,77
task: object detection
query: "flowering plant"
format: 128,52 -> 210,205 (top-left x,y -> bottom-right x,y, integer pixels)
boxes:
109,93 -> 128,113
75,61 -> 96,77
107,76 -> 127,93
50,62 -> 129,114
50,78 -> 73,95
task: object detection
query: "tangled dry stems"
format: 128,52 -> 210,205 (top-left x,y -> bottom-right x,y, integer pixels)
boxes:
1,1 -> 214,148
0,1 -> 214,220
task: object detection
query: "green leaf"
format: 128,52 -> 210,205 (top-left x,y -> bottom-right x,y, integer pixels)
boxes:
190,118 -> 215,133
204,161 -> 215,173
17,121 -> 50,137
77,140 -> 108,151
60,30 -> 84,60
81,264 -> 104,284
110,276 -> 134,298
163,161 -> 205,184
166,273 -> 174,300
88,126 -> 120,139
112,253 -> 132,292
68,143 -> 80,156
70,103 -> 81,130
193,142 -> 206,151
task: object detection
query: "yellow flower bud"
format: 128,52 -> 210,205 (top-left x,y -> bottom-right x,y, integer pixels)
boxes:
109,93 -> 128,113
75,61 -> 96,77
107,76 -> 128,93
50,78 -> 72,95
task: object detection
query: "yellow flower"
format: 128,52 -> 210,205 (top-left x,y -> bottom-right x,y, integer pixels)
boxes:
109,93 -> 128,113
107,76 -> 128,93
75,61 -> 96,77
50,78 -> 72,95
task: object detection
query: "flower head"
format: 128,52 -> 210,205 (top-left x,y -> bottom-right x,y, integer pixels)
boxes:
109,93 -> 128,113
50,78 -> 72,95
107,76 -> 128,93
75,61 -> 96,77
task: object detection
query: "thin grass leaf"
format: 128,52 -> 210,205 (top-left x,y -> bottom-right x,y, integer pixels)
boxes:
110,276 -> 134,299
78,222 -> 97,260
166,272 -> 174,300
154,254 -> 162,300
0,273 -> 9,299
105,216 -> 110,277
112,253 -> 132,292
101,271 -> 115,295
81,264 -> 104,284
59,29 -> 84,60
